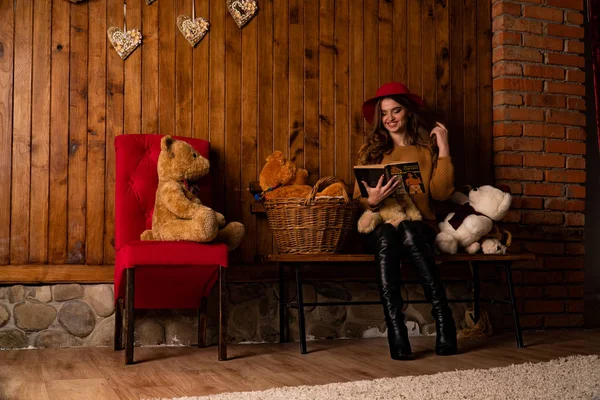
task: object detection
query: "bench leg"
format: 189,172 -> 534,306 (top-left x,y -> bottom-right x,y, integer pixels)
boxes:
198,298 -> 207,348
279,263 -> 287,343
295,266 -> 307,354
504,262 -> 524,348
114,297 -> 123,351
219,266 -> 228,361
125,268 -> 135,365
471,262 -> 480,324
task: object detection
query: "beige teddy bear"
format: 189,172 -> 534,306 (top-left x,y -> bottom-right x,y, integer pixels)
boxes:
357,195 -> 422,234
257,151 -> 346,200
141,136 -> 245,251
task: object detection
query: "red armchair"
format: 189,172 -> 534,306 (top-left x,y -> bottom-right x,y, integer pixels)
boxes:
114,134 -> 229,364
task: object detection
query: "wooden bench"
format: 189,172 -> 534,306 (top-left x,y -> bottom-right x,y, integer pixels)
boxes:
260,252 -> 536,355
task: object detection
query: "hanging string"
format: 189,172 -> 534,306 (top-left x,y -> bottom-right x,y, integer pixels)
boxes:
123,1 -> 127,32
192,0 -> 195,20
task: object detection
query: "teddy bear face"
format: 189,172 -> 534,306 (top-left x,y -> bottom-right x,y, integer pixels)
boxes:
259,151 -> 298,190
468,185 -> 512,221
157,136 -> 210,182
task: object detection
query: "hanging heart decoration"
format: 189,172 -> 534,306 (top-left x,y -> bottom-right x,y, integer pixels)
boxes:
227,0 -> 258,28
145,0 -> 157,4
107,2 -> 142,60
177,15 -> 210,47
108,27 -> 142,60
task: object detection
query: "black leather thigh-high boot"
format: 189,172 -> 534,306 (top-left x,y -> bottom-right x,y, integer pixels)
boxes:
367,223 -> 412,360
397,221 -> 458,356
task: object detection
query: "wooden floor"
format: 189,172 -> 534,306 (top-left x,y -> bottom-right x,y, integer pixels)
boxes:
1,330 -> 599,400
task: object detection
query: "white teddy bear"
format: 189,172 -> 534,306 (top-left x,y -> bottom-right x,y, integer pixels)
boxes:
435,185 -> 512,255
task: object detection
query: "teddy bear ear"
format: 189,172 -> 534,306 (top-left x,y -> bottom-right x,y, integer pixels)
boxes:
268,151 -> 285,165
161,135 -> 175,151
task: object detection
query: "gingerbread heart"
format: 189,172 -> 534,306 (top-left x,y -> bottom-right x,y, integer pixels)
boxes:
227,0 -> 258,28
177,14 -> 210,47
107,27 -> 142,60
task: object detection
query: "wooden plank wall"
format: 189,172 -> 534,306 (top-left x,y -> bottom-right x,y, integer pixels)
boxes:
0,0 -> 492,270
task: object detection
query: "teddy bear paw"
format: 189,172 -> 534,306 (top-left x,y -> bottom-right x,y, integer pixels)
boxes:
357,211 -> 383,234
464,242 -> 481,254
217,222 -> 246,251
214,212 -> 226,228
482,238 -> 506,254
406,208 -> 422,221
435,232 -> 458,254
141,230 -> 155,241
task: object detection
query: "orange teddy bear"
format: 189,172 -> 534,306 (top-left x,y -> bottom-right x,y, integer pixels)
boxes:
257,151 -> 347,200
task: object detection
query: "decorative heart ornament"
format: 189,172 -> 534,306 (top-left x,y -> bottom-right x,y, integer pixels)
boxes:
177,15 -> 210,47
145,0 -> 157,4
227,0 -> 258,28
107,27 -> 142,60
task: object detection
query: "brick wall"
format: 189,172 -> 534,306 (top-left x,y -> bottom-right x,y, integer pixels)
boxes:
491,0 -> 586,329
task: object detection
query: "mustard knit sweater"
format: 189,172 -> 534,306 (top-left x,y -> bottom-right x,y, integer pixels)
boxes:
353,145 -> 455,222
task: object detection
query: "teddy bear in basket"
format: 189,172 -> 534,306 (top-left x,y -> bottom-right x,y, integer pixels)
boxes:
141,136 -> 245,251
256,151 -> 347,200
435,185 -> 512,255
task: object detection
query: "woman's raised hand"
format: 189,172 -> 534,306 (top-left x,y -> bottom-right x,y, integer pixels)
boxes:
362,175 -> 402,208
430,122 -> 450,157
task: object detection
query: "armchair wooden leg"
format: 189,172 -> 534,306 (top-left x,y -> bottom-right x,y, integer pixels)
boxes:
114,298 -> 124,351
198,298 -> 207,348
218,266 -> 228,361
125,268 -> 136,364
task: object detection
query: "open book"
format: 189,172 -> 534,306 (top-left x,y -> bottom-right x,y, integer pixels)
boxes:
354,161 -> 425,197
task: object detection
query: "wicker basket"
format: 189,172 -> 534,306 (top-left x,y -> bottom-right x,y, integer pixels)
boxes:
263,177 -> 360,254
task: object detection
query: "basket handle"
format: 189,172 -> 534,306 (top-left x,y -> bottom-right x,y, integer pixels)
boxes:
304,176 -> 350,205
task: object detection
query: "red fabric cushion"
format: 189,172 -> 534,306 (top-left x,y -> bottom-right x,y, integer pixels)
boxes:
114,134 -> 226,309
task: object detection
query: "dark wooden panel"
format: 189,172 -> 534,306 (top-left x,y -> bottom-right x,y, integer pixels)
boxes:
289,0 -> 304,167
463,0 -> 478,186
67,2 -> 88,264
124,0 -> 142,135
225,4 -> 242,263
363,0 -> 378,114
142,0 -> 159,134
29,0 -> 51,264
449,0 -> 465,187
319,0 -> 335,178
86,0 -> 107,266
378,0 -> 393,85
240,15 -> 258,264
478,0 -> 493,185
105,0 -> 124,265
175,0 -> 193,138
11,0 -> 33,264
159,0 -> 175,136
335,0 -> 351,184
304,0 -> 319,183
422,0 -> 436,112
257,0 -> 274,256
0,0 -> 14,265
407,0 -> 422,96
49,0 -> 69,264
392,0 -> 407,84
273,0 -> 289,155
192,0 -> 210,141
436,0 -> 451,123
349,0 -> 364,175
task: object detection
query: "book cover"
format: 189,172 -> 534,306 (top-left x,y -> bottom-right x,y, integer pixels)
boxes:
354,161 -> 424,197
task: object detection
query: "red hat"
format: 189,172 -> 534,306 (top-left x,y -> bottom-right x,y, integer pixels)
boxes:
362,82 -> 425,124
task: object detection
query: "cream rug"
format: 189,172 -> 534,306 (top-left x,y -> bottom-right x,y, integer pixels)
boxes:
151,355 -> 600,400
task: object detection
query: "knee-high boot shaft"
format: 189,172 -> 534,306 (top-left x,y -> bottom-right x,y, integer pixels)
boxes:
368,224 -> 411,360
397,221 -> 458,356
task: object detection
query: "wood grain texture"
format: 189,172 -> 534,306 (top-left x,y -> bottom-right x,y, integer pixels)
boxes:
86,0 -> 107,266
29,0 -> 51,264
11,0 -> 33,264
1,0 -> 494,276
240,15 -> 258,264
67,2 -> 88,265
257,0 -> 274,256
0,331 -> 597,400
142,0 -> 159,134
0,0 -> 13,264
124,0 -> 141,136
49,0 -> 69,265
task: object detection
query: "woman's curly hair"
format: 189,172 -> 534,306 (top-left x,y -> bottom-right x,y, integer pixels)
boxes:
357,95 -> 440,166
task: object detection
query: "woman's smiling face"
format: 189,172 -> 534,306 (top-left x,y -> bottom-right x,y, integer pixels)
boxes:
380,98 -> 409,135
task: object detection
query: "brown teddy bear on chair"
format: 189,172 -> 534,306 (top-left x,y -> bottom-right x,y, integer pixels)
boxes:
257,151 -> 347,200
141,136 -> 245,251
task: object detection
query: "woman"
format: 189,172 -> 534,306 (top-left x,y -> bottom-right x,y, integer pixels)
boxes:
354,82 -> 457,360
